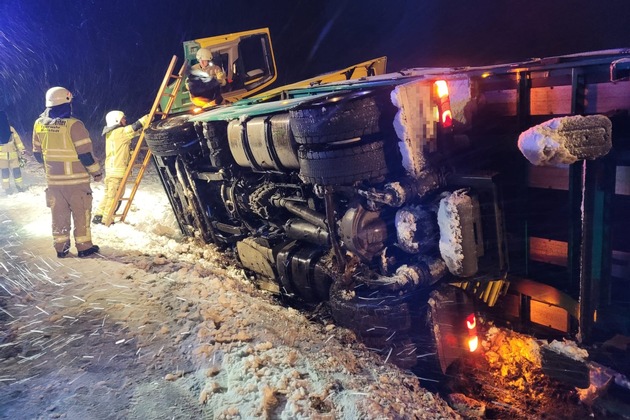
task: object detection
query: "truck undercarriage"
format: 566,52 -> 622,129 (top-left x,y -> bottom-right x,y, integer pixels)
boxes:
144,47 -> 630,390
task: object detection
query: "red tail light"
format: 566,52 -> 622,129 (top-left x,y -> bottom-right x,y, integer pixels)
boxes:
466,313 -> 478,352
434,80 -> 453,129
466,313 -> 476,329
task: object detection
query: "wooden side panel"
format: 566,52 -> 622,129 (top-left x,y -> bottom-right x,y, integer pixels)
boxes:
529,237 -> 568,266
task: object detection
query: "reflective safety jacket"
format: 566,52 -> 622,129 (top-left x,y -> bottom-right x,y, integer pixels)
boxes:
32,117 -> 101,186
0,127 -> 25,161
191,63 -> 227,86
102,115 -> 147,178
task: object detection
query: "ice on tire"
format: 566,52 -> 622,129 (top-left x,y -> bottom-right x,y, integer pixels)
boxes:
517,115 -> 612,166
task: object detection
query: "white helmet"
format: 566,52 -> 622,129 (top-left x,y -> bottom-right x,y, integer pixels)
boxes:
196,48 -> 213,62
45,86 -> 73,107
106,110 -> 125,128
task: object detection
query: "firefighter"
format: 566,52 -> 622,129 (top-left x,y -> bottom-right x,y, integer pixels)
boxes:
92,110 -> 147,225
186,47 -> 226,106
32,86 -> 102,258
0,110 -> 27,194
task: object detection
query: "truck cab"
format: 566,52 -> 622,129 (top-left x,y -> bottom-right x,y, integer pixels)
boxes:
161,28 -> 278,114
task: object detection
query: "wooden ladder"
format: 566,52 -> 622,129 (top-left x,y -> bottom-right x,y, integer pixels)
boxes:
103,55 -> 185,226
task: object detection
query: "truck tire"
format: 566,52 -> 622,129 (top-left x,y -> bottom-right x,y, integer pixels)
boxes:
328,286 -> 417,339
290,93 -> 382,145
518,114 -> 612,166
145,115 -> 201,157
298,141 -> 389,185
200,121 -> 236,168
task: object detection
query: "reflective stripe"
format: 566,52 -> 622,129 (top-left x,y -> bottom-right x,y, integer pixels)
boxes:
75,234 -> 91,243
45,150 -> 81,160
47,173 -> 90,180
74,138 -> 91,147
85,162 -> 100,173
47,179 -> 90,186
54,235 -> 70,243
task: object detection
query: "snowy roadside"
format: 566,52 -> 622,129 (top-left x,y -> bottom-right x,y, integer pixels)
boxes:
0,160 -> 459,419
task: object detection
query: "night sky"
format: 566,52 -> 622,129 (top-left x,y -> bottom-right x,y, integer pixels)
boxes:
2,0 -> 630,147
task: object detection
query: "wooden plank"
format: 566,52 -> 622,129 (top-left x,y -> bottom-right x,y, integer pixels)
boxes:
617,166 -> 630,196
586,80 -> 630,113
531,85 -> 572,115
528,165 -> 569,190
480,80 -> 630,117
529,237 -> 568,266
530,299 -> 570,332
612,250 -> 630,280
478,90 -> 517,116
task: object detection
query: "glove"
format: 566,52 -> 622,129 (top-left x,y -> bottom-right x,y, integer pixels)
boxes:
132,114 -> 151,131
93,172 -> 103,182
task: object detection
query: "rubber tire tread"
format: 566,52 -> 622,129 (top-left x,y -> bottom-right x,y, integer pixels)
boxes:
561,115 -> 612,160
328,288 -> 416,339
145,115 -> 200,157
298,141 -> 389,185
290,96 -> 381,144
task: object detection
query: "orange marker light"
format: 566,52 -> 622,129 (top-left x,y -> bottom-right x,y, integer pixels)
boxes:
435,80 -> 449,98
434,80 -> 453,128
468,336 -> 479,352
466,313 -> 478,352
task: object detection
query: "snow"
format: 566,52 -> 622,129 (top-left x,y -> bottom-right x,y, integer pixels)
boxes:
395,205 -> 429,253
391,81 -> 436,179
0,156 -> 459,419
545,339 -> 589,362
437,190 -> 469,276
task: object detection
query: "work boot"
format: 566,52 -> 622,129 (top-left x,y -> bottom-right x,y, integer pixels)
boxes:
16,185 -> 27,193
92,215 -> 103,224
5,188 -> 14,195
57,245 -> 70,259
78,245 -> 100,258
57,250 -> 69,258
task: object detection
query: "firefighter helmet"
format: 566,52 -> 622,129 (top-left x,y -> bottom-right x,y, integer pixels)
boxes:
106,110 -> 125,128
196,48 -> 213,62
45,87 -> 73,107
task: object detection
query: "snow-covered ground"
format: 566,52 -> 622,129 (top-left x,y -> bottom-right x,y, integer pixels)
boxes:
0,157 -> 459,419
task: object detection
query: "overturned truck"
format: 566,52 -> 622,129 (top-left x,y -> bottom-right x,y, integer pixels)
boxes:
144,47 -> 630,380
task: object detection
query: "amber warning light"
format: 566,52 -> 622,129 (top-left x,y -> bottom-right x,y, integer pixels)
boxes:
466,313 -> 479,352
434,80 -> 453,128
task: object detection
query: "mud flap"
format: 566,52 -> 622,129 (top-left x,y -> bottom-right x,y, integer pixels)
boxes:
429,286 -> 475,373
540,346 -> 590,389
